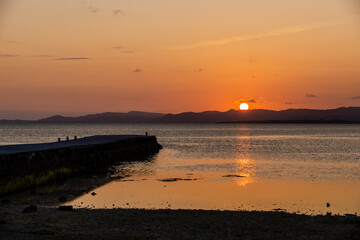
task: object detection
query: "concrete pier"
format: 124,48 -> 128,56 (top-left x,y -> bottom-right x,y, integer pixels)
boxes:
0,135 -> 162,179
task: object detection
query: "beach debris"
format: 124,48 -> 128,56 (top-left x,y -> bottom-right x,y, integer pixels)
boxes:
91,192 -> 97,196
222,175 -> 245,178
58,196 -> 67,203
58,205 -> 73,211
23,205 -> 37,213
326,203 -> 330,208
157,178 -> 199,182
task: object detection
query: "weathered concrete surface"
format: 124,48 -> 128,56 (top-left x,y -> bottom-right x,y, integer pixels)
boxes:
0,135 -> 162,178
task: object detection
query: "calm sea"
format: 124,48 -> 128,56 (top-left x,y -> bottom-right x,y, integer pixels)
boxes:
1,123 -> 359,214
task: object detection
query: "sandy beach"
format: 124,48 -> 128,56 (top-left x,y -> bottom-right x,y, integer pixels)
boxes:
1,205 -> 359,240
0,176 -> 359,240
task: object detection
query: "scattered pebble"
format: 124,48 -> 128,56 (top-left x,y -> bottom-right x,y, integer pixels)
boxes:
91,192 -> 96,196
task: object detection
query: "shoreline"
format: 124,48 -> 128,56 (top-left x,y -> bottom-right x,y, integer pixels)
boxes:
1,175 -> 359,239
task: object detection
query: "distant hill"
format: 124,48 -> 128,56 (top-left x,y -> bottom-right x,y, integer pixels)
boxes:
157,107 -> 360,123
1,107 -> 360,124
36,111 -> 166,123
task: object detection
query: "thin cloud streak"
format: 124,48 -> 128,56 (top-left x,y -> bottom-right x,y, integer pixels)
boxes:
306,94 -> 317,98
55,57 -> 90,61
165,17 -> 358,50
0,54 -> 19,57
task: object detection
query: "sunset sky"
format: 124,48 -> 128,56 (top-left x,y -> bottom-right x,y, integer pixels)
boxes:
0,0 -> 360,119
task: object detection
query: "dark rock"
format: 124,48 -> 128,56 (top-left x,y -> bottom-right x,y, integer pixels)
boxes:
23,205 -> 37,213
91,192 -> 96,196
272,208 -> 286,212
58,196 -> 67,203
1,199 -> 10,204
58,205 -> 73,211
327,203 -> 330,207
222,175 -> 245,178
157,178 -> 198,182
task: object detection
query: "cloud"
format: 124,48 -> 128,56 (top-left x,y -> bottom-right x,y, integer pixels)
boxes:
113,46 -> 134,53
55,57 -> 90,61
169,68 -> 203,73
114,9 -> 124,16
0,54 -> 19,57
234,98 -> 257,104
32,55 -> 53,58
350,96 -> 360,100
285,102 -> 294,105
133,69 -> 142,73
305,94 -> 317,98
165,17 -> 357,50
88,5 -> 99,13
248,56 -> 256,63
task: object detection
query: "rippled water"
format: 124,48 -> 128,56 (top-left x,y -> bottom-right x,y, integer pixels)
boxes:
1,123 -> 360,214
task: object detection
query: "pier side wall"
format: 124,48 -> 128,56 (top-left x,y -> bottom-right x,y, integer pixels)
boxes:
0,136 -> 162,179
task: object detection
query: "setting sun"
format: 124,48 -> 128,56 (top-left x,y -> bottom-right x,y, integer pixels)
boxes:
239,103 -> 249,111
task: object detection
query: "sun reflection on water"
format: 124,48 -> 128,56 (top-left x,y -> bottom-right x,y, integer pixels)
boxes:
235,158 -> 255,186
235,132 -> 256,186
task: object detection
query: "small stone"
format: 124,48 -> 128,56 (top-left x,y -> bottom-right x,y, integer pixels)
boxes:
91,192 -> 96,196
23,205 -> 37,213
58,205 -> 73,211
327,203 -> 330,208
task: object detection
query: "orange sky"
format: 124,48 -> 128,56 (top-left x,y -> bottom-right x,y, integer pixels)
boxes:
0,0 -> 360,119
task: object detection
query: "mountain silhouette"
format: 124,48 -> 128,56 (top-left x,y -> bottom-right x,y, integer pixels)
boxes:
1,107 -> 360,124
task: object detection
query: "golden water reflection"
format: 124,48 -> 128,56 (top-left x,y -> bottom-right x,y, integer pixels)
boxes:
235,158 -> 255,186
235,132 -> 256,187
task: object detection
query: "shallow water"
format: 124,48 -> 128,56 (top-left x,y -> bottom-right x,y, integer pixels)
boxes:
1,123 -> 359,215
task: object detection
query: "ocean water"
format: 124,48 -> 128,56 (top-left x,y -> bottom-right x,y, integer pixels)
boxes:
1,123 -> 360,214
